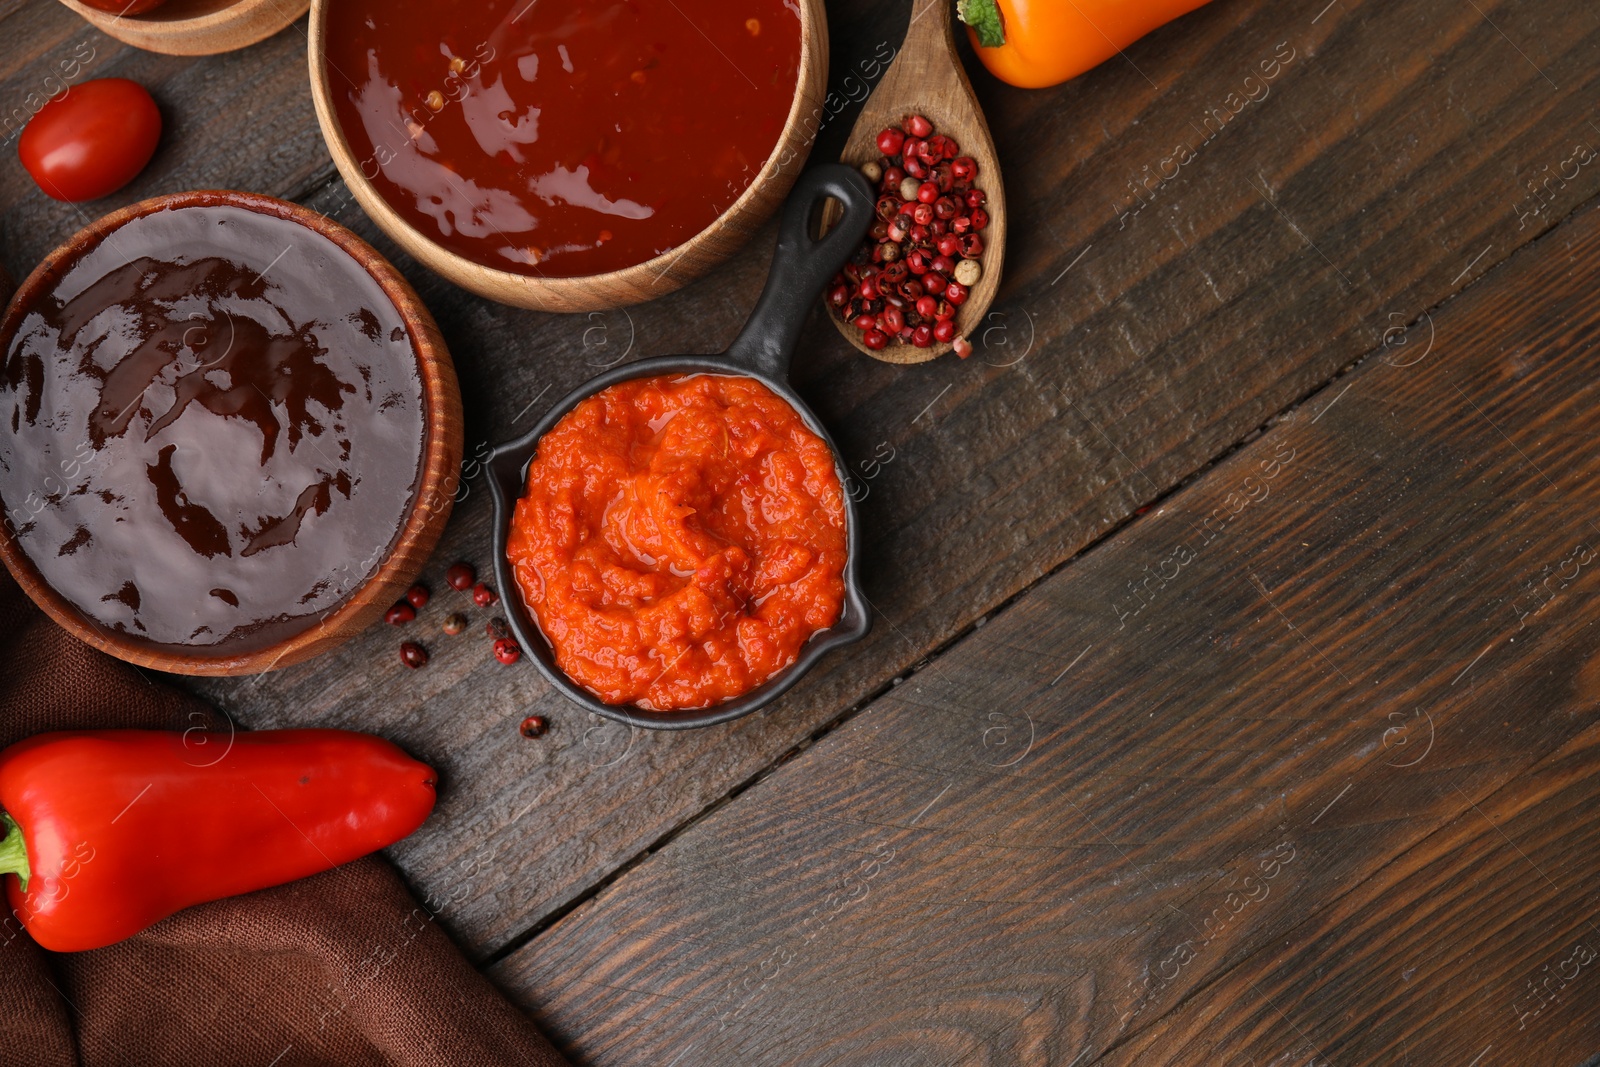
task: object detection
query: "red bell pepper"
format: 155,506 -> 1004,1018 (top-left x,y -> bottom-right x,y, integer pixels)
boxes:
0,728 -> 437,952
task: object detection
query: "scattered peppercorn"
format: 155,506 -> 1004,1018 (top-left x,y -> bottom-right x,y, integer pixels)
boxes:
385,601 -> 416,626
493,638 -> 522,665
442,612 -> 467,635
485,617 -> 510,641
399,641 -> 428,669
519,715 -> 548,738
404,584 -> 430,609
445,562 -> 475,590
472,582 -> 498,607
829,114 -> 991,358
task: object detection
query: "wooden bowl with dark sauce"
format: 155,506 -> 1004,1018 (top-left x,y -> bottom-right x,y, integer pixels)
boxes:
307,0 -> 829,312
0,191 -> 462,676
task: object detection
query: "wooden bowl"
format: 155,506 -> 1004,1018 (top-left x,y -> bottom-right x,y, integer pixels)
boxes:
55,0 -> 308,56
305,0 -> 829,313
0,190 -> 463,676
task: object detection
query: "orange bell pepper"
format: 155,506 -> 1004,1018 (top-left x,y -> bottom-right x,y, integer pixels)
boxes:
958,0 -> 1218,89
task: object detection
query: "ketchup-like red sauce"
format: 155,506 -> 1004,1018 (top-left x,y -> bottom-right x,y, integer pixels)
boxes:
507,374 -> 846,711
325,0 -> 802,277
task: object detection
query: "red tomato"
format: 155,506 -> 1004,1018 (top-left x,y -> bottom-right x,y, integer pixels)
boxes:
18,79 -> 162,202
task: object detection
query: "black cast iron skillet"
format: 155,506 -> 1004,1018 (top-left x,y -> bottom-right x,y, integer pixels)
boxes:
487,163 -> 877,730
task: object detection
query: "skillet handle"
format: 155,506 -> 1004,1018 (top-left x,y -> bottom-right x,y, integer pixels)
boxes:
724,163 -> 876,379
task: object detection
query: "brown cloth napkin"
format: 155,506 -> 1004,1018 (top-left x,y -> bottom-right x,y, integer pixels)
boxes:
0,574 -> 570,1067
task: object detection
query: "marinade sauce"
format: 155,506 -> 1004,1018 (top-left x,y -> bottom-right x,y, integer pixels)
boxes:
324,0 -> 802,277
0,204 -> 425,652
507,374 -> 846,711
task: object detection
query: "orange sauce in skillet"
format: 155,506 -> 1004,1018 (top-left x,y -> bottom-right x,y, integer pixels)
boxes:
507,374 -> 846,710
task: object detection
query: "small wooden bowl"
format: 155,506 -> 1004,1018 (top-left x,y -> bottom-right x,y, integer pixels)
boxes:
0,190 -> 463,676
306,0 -> 829,313
55,0 -> 308,56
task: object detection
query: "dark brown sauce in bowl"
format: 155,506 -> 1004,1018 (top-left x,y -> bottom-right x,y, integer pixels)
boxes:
0,194 -> 444,665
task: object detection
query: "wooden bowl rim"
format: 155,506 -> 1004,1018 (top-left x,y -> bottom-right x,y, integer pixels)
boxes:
306,0 -> 826,307
57,0 -> 299,32
0,189 -> 460,676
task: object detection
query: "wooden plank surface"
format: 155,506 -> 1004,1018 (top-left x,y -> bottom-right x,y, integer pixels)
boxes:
4,0 -> 1600,970
199,0 -> 1600,963
491,191 -> 1600,1062
0,5 -> 332,267
1098,722 -> 1600,1064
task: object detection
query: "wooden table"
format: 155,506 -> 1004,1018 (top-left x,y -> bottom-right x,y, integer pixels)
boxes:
5,0 -> 1600,1062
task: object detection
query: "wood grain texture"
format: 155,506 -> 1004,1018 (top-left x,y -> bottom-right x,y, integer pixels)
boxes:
0,4 -> 332,278
1097,721 -> 1600,1064
53,0 -> 308,57
830,0 -> 1006,363
491,179 -> 1600,1064
166,0 -> 1600,964
305,0 -> 830,312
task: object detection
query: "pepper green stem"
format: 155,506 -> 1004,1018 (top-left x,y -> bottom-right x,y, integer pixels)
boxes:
0,813 -> 29,892
957,0 -> 1006,48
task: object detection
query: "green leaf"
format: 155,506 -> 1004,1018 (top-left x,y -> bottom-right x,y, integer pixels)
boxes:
957,0 -> 1007,49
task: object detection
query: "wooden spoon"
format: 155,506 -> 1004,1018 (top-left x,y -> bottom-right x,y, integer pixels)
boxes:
830,0 -> 1006,364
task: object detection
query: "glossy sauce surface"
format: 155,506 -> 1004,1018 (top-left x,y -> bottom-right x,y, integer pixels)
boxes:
0,204 -> 425,652
508,374 -> 846,710
324,0 -> 801,277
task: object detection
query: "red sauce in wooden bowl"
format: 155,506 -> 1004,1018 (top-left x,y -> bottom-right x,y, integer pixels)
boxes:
507,374 -> 846,710
324,0 -> 803,278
